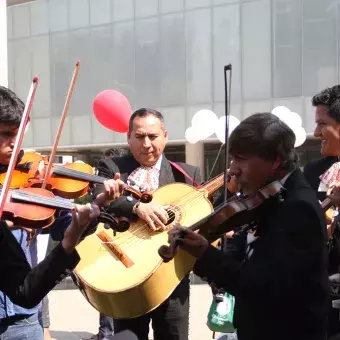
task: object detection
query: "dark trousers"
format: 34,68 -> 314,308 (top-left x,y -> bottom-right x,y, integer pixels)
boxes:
113,278 -> 190,340
99,313 -> 114,338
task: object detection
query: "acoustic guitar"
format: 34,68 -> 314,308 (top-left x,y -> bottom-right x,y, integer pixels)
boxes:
73,174 -> 225,319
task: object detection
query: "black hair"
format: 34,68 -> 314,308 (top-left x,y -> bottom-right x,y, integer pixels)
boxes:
312,85 -> 340,123
128,108 -> 165,132
229,112 -> 299,171
0,86 -> 24,125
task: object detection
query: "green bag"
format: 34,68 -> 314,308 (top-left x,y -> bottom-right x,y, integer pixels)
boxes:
207,292 -> 235,333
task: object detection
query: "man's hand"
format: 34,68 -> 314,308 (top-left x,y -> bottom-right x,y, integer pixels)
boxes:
167,226 -> 209,258
61,203 -> 100,254
94,173 -> 125,208
133,201 -> 169,231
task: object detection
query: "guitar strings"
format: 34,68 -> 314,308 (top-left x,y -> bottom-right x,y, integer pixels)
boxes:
100,189 -> 208,249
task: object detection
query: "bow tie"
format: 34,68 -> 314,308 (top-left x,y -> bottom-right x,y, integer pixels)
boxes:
127,166 -> 160,192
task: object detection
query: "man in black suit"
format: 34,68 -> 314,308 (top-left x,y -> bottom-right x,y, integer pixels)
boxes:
303,85 -> 340,338
167,112 -> 329,340
94,108 -> 201,340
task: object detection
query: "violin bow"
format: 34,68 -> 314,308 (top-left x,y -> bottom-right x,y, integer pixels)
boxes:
0,77 -> 39,220
41,61 -> 80,189
223,64 -> 232,202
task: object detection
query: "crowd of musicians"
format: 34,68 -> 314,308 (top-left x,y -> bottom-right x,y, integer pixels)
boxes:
1,83 -> 340,340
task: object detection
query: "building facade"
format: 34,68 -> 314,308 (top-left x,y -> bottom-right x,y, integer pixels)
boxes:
4,0 -> 340,177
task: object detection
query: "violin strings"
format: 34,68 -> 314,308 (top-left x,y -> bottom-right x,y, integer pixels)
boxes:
53,166 -> 107,184
12,190 -> 74,210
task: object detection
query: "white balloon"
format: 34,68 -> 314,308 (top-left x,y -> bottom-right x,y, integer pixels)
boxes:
192,110 -> 219,140
185,126 -> 201,144
292,126 -> 307,148
271,106 -> 291,116
215,115 -> 240,144
287,111 -> 302,129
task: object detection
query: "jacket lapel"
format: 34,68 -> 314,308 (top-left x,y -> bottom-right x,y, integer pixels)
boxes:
159,157 -> 175,186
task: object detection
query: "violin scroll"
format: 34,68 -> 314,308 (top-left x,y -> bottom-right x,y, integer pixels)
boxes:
158,227 -> 187,262
123,186 -> 153,203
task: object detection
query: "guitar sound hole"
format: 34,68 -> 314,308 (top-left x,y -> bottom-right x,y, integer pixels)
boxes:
165,209 -> 176,226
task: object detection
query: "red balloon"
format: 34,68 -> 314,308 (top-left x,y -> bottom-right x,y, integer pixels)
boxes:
93,89 -> 132,133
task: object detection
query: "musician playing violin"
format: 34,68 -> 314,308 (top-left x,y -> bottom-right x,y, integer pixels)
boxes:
168,113 -> 328,340
0,86 -> 123,340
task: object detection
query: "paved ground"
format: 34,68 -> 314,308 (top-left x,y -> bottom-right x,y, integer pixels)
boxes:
49,284 -> 216,340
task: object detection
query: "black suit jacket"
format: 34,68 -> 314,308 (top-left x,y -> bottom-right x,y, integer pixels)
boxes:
0,221 -> 79,308
94,154 -> 201,218
303,156 -> 338,201
194,169 -> 329,340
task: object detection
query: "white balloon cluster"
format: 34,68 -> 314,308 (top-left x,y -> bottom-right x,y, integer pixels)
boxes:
271,106 -> 307,147
185,109 -> 240,144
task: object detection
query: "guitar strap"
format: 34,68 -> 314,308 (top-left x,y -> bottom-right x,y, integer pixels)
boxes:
168,160 -> 200,188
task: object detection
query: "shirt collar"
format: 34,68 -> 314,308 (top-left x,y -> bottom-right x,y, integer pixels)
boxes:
153,155 -> 163,171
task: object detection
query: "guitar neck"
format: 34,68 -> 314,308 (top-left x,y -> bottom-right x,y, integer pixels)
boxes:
52,166 -> 107,184
199,173 -> 225,197
321,197 -> 332,212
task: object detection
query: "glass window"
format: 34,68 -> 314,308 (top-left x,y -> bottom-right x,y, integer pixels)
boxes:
243,100 -> 272,119
90,0 -> 111,25
7,6 -> 13,39
302,0 -> 337,96
12,39 -> 31,103
71,116 -> 92,145
92,116 -> 115,144
213,102 -> 242,121
52,116 -> 71,145
69,0 -> 90,29
12,5 -> 30,38
7,41 -> 15,91
186,8 -> 212,104
160,13 -> 186,106
68,29 -> 91,116
273,97 -> 304,115
112,0 -> 134,22
135,18 -> 161,108
50,32 -> 70,116
31,36 -> 51,117
30,0 -> 49,35
22,121 -> 34,148
304,96 -> 316,133
186,0 -> 211,10
49,0 -> 68,32
273,0 -> 302,98
90,26 -> 114,98
213,0 -> 240,4
113,21 -> 135,108
241,0 -> 271,100
135,0 -> 158,18
213,4 -> 241,103
160,106 -> 186,140
160,0 -> 183,14
33,118 -> 52,147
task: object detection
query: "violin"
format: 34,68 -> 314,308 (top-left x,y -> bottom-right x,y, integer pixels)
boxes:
0,151 -> 153,203
1,186 -> 126,232
158,180 -> 285,262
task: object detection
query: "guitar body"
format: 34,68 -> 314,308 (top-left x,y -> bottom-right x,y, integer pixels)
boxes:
73,182 -> 213,319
